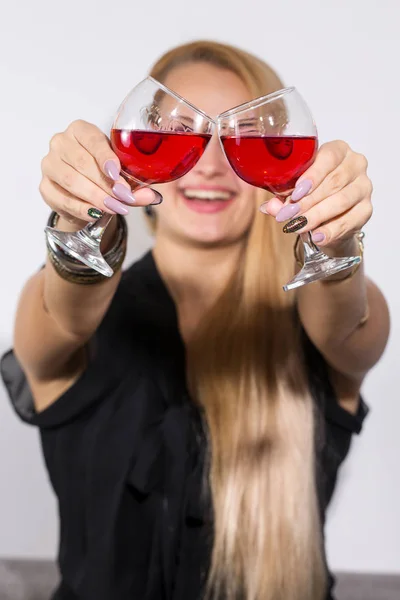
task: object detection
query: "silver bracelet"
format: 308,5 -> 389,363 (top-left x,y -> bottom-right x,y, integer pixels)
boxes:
46,212 -> 127,284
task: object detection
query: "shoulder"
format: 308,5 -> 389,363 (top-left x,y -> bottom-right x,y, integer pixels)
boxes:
0,251 -> 162,429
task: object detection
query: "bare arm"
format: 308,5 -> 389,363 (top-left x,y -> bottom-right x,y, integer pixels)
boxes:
13,120 -> 156,411
13,217 -> 122,411
264,141 -> 390,410
14,219 -> 121,376
297,238 -> 390,389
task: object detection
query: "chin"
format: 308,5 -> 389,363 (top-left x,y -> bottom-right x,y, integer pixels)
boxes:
157,212 -> 253,249
181,227 -> 244,248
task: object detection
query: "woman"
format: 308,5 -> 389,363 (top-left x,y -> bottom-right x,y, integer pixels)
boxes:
1,40 -> 390,600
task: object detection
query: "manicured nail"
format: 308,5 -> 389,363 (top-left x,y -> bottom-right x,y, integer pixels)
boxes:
283,215 -> 308,233
104,196 -> 129,215
112,183 -> 136,204
276,203 -> 300,223
104,160 -> 120,182
150,191 -> 163,205
312,232 -> 325,244
88,207 -> 103,219
291,179 -> 313,202
259,202 -> 270,214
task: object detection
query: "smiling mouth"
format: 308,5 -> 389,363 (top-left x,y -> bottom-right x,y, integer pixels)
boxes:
180,188 -> 235,201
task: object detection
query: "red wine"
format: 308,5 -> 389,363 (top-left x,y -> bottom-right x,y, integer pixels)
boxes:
221,135 -> 317,195
111,129 -> 211,184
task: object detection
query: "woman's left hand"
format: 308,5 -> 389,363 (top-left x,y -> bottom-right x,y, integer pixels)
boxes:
260,140 -> 373,248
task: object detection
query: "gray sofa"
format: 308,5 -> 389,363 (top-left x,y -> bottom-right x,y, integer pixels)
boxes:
0,559 -> 399,599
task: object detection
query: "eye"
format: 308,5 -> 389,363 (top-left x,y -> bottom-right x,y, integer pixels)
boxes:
238,120 -> 259,134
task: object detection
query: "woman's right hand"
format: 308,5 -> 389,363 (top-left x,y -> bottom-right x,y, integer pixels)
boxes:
40,119 -> 159,228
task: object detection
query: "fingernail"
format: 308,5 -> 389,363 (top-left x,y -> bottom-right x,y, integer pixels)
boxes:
283,216 -> 308,234
104,160 -> 120,182
312,232 -> 325,244
150,191 -> 163,206
88,207 -> 103,219
291,179 -> 313,202
112,183 -> 136,204
259,202 -> 270,214
276,203 -> 300,223
104,196 -> 129,215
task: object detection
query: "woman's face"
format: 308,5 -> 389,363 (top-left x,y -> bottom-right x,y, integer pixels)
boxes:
152,62 -> 257,248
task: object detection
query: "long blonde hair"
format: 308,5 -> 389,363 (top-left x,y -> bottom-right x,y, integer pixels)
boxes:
149,40 -> 327,600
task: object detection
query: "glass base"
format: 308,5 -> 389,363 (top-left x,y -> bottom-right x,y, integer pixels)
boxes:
45,226 -> 114,278
283,251 -> 361,292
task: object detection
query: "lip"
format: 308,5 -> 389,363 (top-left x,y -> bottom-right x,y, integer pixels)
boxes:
178,184 -> 237,194
178,185 -> 236,214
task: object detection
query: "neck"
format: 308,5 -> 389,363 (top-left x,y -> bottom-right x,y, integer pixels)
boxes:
153,236 -> 244,339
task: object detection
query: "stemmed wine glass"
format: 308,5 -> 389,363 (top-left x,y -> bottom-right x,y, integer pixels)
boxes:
217,87 -> 361,291
45,77 -> 215,277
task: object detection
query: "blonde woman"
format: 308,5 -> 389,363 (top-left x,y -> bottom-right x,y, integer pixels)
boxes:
1,41 -> 389,600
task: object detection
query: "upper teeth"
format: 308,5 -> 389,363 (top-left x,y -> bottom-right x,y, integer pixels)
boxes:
183,189 -> 232,200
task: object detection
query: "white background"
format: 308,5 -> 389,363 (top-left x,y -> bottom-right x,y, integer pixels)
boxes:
0,0 -> 399,574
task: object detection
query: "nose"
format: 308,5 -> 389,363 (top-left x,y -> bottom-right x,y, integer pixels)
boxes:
192,132 -> 230,178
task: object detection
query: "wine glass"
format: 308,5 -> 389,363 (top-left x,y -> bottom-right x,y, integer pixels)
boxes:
45,77 -> 215,277
217,87 -> 361,291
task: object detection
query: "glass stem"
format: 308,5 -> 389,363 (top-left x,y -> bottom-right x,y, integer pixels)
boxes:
301,232 -> 321,260
82,213 -> 114,244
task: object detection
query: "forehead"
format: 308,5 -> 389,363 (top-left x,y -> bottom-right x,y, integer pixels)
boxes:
162,62 -> 252,119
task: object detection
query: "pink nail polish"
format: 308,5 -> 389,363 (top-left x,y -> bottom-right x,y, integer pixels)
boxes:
312,232 -> 325,243
259,202 -> 270,214
276,203 -> 300,223
104,196 -> 129,215
104,160 -> 120,182
291,179 -> 312,202
112,183 -> 136,204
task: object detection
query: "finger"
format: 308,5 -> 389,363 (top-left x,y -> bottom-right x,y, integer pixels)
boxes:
308,200 -> 373,246
134,187 -> 164,206
265,155 -> 362,221
42,153 -> 161,212
291,141 -> 349,203
259,196 -> 284,216
53,135 -> 138,206
294,152 -> 368,214
56,129 -> 162,207
67,120 -> 121,182
40,177 -> 106,224
290,175 -> 369,234
42,157 -> 129,215
51,134 -> 117,192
